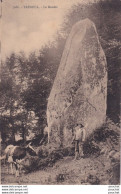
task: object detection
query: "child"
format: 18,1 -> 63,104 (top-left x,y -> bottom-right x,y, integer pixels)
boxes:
73,123 -> 86,159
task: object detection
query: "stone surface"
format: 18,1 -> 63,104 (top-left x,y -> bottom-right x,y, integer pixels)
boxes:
47,18 -> 107,148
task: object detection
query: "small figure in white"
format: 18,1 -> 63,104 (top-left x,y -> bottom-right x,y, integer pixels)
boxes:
73,123 -> 86,160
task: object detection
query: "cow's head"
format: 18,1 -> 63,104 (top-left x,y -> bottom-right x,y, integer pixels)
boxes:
26,143 -> 37,156
5,145 -> 14,154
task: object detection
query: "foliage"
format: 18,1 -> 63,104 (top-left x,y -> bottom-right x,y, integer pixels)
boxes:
0,0 -> 120,144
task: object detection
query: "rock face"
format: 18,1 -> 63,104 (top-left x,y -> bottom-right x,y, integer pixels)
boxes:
47,18 -> 107,148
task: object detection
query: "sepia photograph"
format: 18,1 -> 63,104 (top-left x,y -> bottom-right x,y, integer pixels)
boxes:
0,0 -> 120,185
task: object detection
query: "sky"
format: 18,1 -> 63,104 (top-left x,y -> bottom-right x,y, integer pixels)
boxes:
1,0 -> 96,59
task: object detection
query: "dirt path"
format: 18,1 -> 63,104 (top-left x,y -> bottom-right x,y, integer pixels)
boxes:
1,155 -> 111,185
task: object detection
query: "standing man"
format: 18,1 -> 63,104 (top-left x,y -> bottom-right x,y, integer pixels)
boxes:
73,123 -> 86,160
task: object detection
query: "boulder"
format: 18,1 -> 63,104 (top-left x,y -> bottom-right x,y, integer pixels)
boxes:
47,18 -> 107,148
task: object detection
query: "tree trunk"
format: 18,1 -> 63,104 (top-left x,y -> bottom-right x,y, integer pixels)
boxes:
22,122 -> 26,145
10,108 -> 15,143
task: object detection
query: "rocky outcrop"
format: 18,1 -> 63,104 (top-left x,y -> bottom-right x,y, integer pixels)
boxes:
47,18 -> 107,148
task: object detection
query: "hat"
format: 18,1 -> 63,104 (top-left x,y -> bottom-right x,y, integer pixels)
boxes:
78,123 -> 84,128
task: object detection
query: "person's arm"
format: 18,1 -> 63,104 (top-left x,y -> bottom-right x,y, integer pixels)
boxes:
72,131 -> 76,143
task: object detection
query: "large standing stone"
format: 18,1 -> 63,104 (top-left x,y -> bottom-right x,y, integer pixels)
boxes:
47,18 -> 107,149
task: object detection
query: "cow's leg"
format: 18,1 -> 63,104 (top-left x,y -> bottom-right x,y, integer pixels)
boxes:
17,160 -> 20,176
15,163 -> 19,177
7,156 -> 14,174
3,158 -> 6,166
19,164 -> 22,174
14,162 -> 17,177
12,163 -> 14,174
10,163 -> 14,174
16,169 -> 19,177
7,163 -> 9,174
15,170 -> 19,177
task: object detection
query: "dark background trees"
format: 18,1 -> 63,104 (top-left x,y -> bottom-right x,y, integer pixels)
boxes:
0,0 -> 120,145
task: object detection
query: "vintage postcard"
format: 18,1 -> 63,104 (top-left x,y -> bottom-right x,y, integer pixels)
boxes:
0,0 -> 120,186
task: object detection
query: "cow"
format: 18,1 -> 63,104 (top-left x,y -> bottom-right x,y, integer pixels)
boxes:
1,143 -> 37,177
0,144 -> 14,167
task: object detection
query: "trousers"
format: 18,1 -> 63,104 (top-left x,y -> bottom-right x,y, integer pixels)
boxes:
74,140 -> 83,158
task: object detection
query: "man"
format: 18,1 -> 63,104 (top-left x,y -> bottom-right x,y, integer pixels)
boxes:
73,123 -> 86,160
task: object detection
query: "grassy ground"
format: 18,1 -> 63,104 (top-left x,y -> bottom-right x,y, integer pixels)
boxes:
1,154 -> 119,185
1,119 -> 120,185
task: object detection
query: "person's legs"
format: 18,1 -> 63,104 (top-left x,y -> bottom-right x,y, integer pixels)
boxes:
79,142 -> 84,157
74,140 -> 79,160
